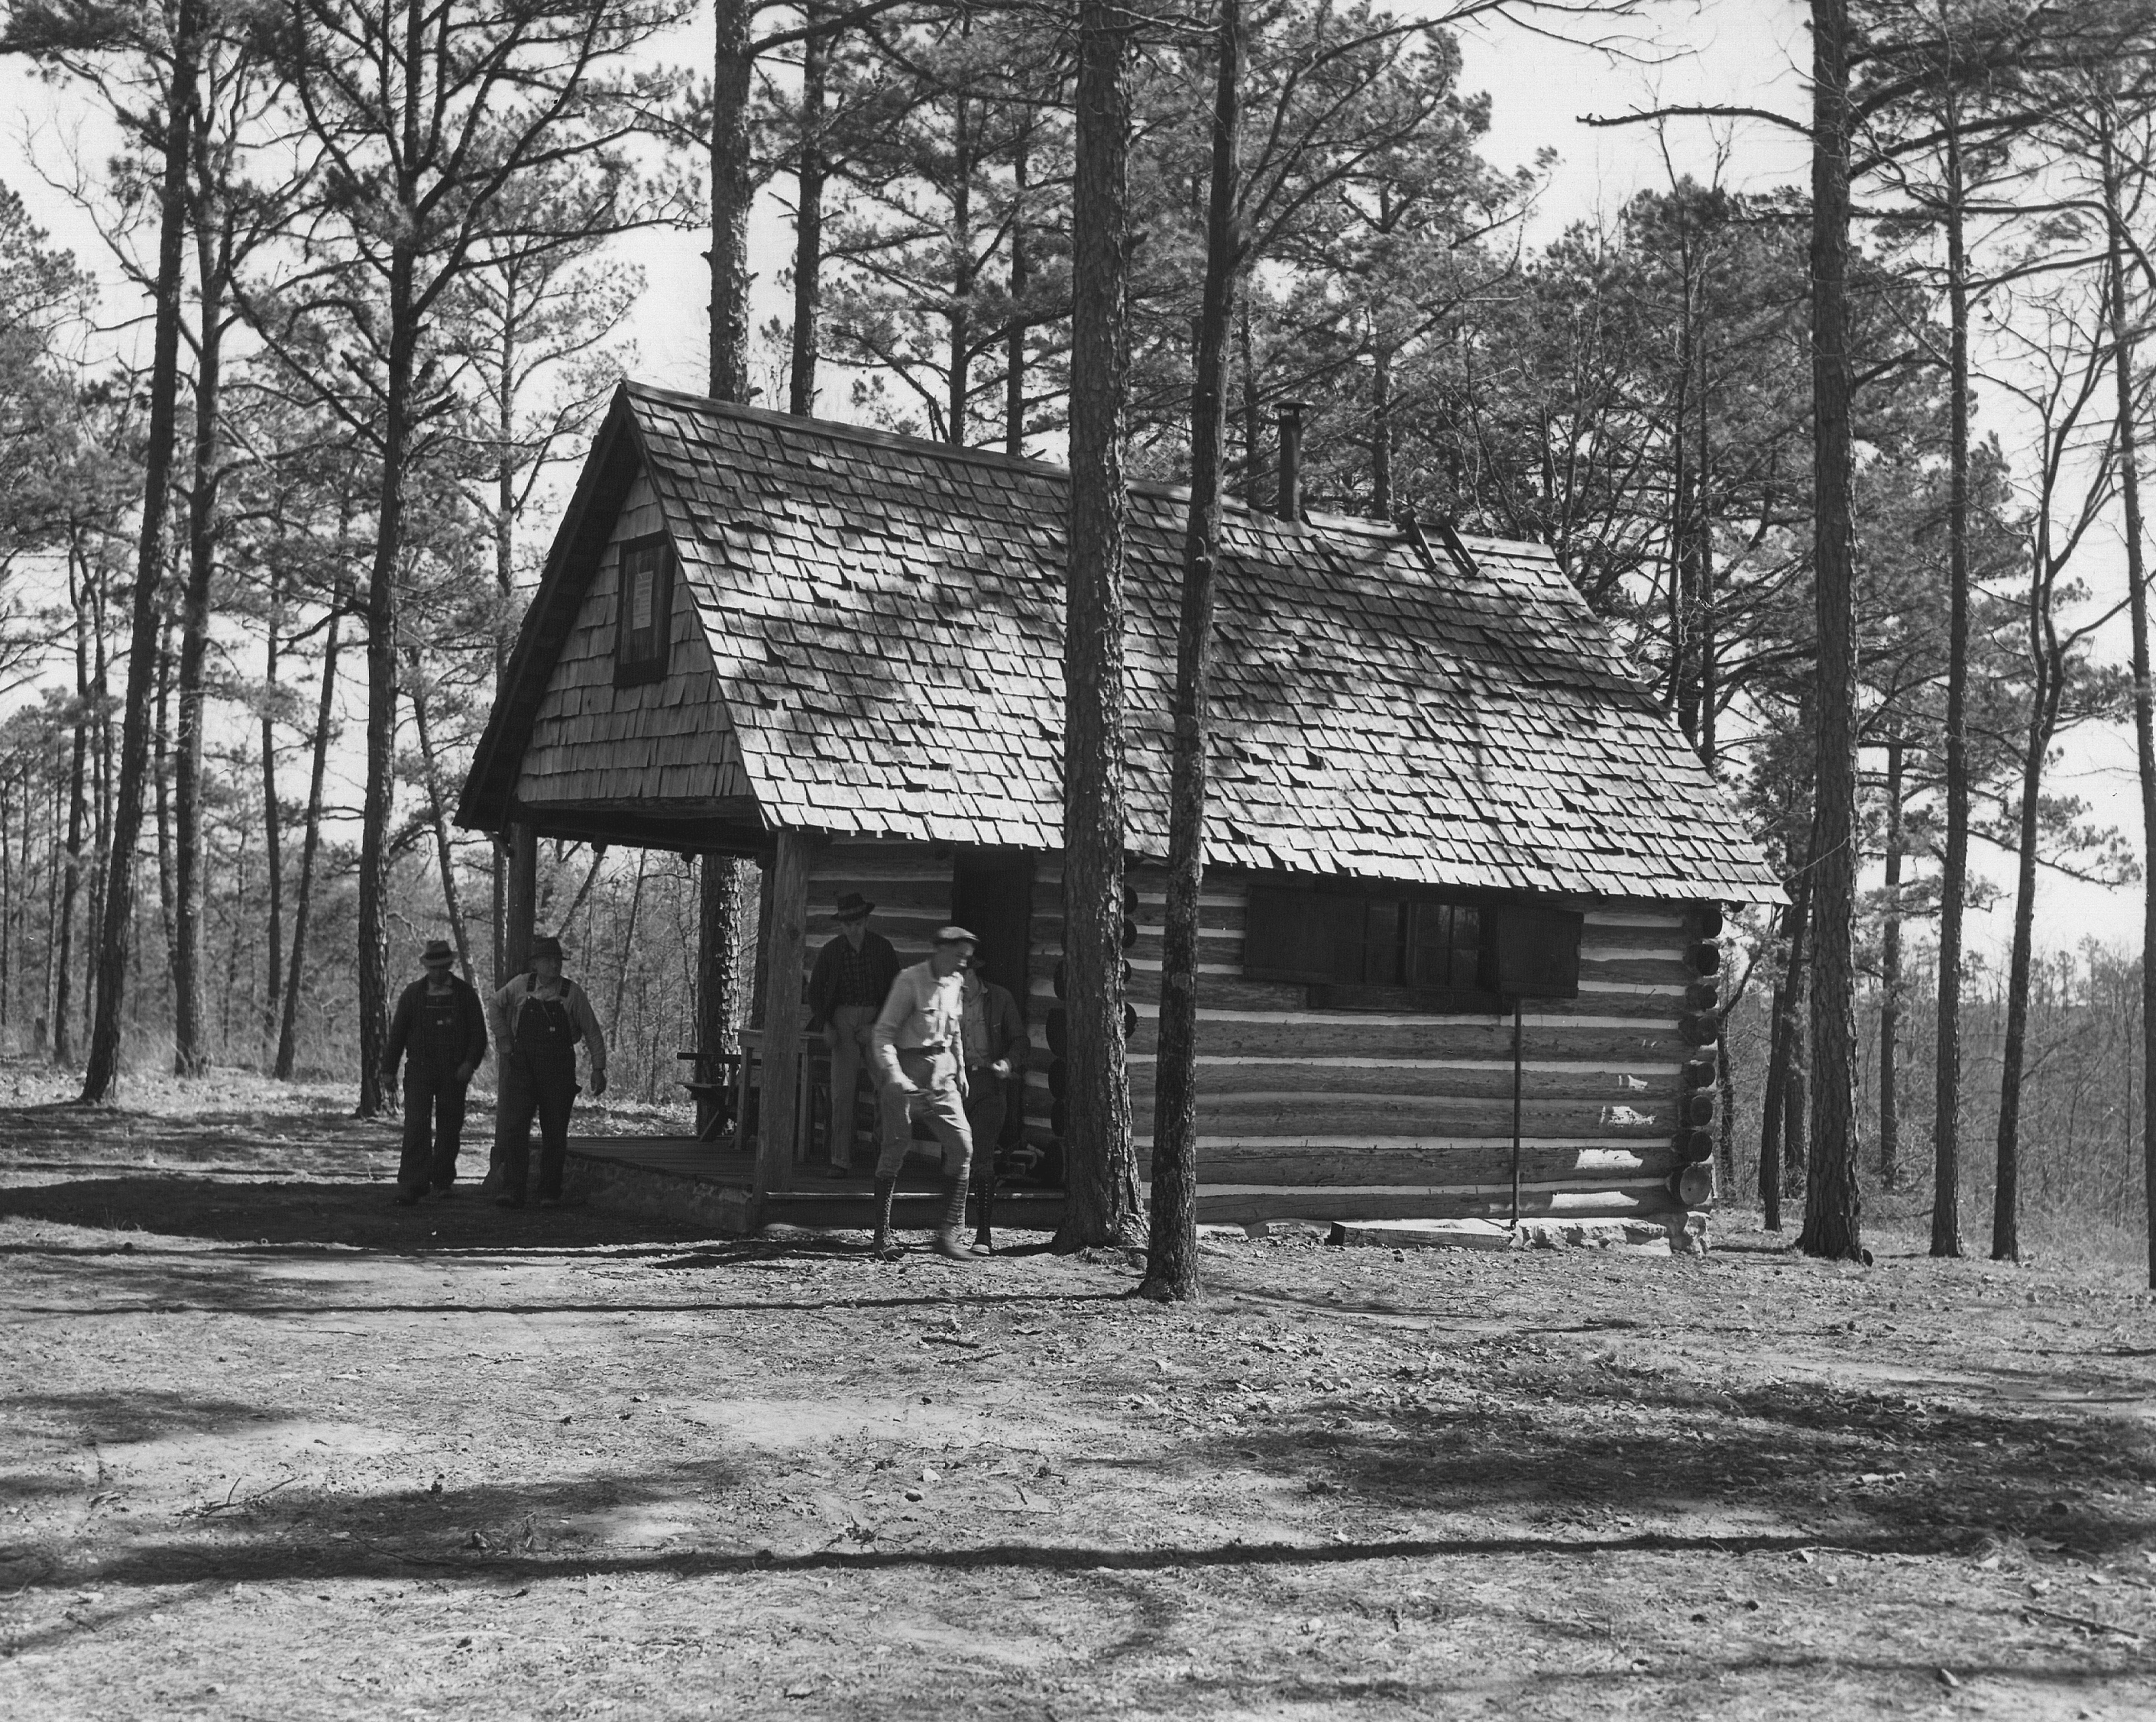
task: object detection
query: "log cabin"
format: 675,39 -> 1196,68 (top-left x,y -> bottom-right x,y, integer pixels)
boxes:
455,380 -> 1779,1241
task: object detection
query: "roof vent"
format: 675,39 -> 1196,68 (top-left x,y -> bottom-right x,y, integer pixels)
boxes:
1275,402 -> 1310,523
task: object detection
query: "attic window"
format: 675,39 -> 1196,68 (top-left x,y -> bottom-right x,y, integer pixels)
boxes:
614,532 -> 673,687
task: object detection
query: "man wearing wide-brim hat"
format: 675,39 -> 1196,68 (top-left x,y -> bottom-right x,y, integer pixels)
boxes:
867,925 -> 983,1261
805,892 -> 900,1177
487,934 -> 608,1209
382,938 -> 488,1205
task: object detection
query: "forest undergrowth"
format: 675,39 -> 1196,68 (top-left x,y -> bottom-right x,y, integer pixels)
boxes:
2,1064 -> 2153,1718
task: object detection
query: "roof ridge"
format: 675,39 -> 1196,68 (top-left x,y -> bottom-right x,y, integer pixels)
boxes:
623,379 -> 1070,484
619,378 -> 1520,550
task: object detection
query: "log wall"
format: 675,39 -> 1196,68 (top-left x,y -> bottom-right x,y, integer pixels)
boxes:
517,472 -> 750,808
1030,865 -> 1717,1225
781,841 -> 1717,1223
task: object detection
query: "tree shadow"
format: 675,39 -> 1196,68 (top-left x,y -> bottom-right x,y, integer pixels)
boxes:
0,1175 -> 717,1251
1167,1361 -> 2156,1561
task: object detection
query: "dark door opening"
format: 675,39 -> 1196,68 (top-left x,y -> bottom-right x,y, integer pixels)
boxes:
950,852 -> 1036,1018
953,851 -> 1036,1165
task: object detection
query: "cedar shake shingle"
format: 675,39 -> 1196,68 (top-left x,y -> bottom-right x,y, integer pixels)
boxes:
462,382 -> 1779,904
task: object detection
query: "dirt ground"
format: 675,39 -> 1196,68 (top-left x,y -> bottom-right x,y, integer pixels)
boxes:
2,1061 -> 2154,1720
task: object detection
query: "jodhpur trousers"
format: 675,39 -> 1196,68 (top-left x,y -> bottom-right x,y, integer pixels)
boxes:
875,1048 -> 973,1183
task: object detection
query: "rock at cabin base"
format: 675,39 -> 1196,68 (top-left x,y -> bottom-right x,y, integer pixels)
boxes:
1326,1216 -> 1697,1256
1237,1219 -> 1333,1242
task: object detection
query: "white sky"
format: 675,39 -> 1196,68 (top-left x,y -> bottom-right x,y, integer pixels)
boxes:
0,0 -> 2139,966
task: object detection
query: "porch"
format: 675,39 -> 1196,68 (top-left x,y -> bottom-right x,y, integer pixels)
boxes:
561,1135 -> 1070,1236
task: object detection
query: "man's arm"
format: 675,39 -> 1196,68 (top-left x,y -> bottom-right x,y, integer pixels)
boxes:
805,940 -> 837,1032
871,934 -> 902,999
569,984 -> 608,1082
486,980 -> 516,1060
994,988 -> 1031,1072
461,986 -> 489,1072
869,969 -> 914,1089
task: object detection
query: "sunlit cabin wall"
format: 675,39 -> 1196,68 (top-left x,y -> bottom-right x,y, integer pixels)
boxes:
1024,866 -> 1717,1225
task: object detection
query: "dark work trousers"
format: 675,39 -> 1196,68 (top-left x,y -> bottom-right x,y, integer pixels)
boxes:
399,1070 -> 469,1193
963,1069 -> 1007,1187
964,1067 -> 1006,1245
494,1056 -> 578,1203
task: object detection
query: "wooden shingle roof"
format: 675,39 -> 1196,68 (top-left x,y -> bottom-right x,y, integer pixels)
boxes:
461,381 -> 1779,903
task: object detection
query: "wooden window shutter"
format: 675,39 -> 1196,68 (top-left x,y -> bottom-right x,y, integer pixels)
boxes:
614,532 -> 674,687
1244,882 -> 1362,984
1487,904 -> 1584,999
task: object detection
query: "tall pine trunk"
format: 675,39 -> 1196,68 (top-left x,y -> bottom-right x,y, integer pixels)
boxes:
1931,115 -> 1971,1258
261,563 -> 284,1057
354,241 -> 415,1117
490,287 -> 519,982
947,86 -> 974,445
1759,839 -> 1811,1230
699,0 -> 754,1057
710,0 -> 754,403
278,580 -> 345,1079
1995,579 -> 2064,1263
1143,0 -> 1241,1303
54,543 -> 91,1067
1798,0 -> 1863,1261
82,0 -> 201,1102
1879,733 -> 1904,1190
788,2 -> 827,419
2108,118 -> 2156,1290
1055,0 -> 1141,1251
1005,129 -> 1029,456
408,654 -> 473,981
173,263 -> 227,1076
153,606 -> 178,973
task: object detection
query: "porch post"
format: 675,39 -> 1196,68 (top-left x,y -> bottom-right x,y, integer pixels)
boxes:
756,828 -> 814,1197
502,821 -> 537,985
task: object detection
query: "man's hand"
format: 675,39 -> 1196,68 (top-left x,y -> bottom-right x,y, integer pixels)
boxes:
989,1058 -> 1010,1078
591,1070 -> 608,1097
452,1061 -> 475,1085
892,1077 -> 921,1097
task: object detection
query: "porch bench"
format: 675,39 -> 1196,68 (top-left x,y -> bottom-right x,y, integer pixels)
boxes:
675,1049 -> 742,1144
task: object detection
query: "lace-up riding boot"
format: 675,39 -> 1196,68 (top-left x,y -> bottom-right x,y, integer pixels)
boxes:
933,1174 -> 977,1261
871,1177 -> 900,1259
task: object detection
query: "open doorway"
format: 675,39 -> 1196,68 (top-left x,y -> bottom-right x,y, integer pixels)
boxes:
951,852 -> 1035,1017
952,852 -> 1035,1166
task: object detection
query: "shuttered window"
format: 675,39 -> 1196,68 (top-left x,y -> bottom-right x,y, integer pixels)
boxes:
1243,882 -> 1580,1009
614,533 -> 674,686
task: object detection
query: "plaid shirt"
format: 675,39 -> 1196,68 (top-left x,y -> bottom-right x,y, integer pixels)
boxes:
808,929 -> 902,1026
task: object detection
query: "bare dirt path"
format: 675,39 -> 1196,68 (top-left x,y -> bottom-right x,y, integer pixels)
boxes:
3,1064 -> 2154,1719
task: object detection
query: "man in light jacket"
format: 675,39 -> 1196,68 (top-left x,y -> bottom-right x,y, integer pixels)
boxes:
868,925 -> 979,1262
487,935 -> 607,1210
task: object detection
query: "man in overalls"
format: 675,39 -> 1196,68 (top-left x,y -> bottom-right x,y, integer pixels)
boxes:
382,937 -> 488,1205
868,925 -> 979,1262
487,935 -> 608,1209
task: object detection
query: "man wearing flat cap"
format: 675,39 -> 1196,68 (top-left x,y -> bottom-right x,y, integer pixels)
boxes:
868,925 -> 982,1261
382,938 -> 488,1205
806,892 -> 900,1176
487,934 -> 608,1209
